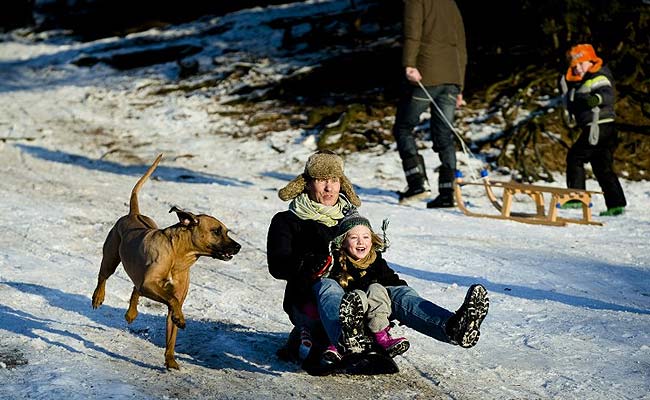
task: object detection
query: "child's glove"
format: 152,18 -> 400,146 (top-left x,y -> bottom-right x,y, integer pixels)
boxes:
575,93 -> 600,108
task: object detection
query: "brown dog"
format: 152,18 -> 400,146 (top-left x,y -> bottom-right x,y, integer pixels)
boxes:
91,154 -> 241,369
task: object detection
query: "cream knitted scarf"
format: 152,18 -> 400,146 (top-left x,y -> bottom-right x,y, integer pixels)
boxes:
289,193 -> 349,227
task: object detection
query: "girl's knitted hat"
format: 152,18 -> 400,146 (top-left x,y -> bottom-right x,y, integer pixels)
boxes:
331,212 -> 389,251
333,212 -> 372,248
278,150 -> 361,207
565,44 -> 603,81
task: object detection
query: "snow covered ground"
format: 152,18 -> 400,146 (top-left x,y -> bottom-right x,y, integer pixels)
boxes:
1,1 -> 649,399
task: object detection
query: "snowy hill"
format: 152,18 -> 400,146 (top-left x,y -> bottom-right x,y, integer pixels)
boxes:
1,1 -> 649,399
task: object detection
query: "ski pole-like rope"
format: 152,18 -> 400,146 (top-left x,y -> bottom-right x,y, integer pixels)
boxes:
416,80 -> 485,181
380,218 -> 390,251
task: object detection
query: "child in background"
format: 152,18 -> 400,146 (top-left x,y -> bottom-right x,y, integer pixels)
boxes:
560,43 -> 627,216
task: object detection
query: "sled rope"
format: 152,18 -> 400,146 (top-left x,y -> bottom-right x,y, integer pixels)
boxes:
416,80 -> 485,182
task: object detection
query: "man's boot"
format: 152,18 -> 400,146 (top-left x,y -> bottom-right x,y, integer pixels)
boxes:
427,166 -> 455,208
445,284 -> 489,348
398,155 -> 431,203
426,189 -> 454,208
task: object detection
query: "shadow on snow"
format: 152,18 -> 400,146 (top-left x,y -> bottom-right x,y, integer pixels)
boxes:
390,262 -> 650,315
0,281 -> 293,375
16,144 -> 252,187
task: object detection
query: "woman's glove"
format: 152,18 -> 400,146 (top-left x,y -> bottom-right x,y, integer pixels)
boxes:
299,253 -> 333,281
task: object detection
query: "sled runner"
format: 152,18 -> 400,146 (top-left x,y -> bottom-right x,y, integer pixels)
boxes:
454,174 -> 603,226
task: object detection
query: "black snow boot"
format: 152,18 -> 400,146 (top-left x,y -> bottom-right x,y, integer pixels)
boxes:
276,325 -> 301,362
427,166 -> 456,208
398,155 -> 431,203
339,291 -> 371,354
426,190 -> 455,208
445,284 -> 489,348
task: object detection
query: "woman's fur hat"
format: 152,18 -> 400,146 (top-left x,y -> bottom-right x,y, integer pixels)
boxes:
278,150 -> 361,207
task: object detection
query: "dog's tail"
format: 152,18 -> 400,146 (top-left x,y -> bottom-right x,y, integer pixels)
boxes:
129,153 -> 163,215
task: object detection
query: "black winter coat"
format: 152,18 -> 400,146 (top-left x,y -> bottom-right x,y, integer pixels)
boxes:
565,65 -> 616,127
267,210 -> 339,318
329,252 -> 408,292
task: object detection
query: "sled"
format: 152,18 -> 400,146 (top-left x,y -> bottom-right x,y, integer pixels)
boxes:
277,336 -> 399,376
454,176 -> 603,227
302,351 -> 399,376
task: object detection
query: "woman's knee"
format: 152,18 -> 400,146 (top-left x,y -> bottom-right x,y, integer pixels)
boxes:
315,278 -> 344,297
387,285 -> 419,304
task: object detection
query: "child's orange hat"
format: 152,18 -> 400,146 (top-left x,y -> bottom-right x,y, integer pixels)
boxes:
565,44 -> 603,81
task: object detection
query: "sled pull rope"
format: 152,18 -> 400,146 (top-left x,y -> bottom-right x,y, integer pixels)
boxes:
416,80 -> 487,182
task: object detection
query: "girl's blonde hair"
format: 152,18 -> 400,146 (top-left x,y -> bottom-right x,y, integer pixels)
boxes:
335,230 -> 384,289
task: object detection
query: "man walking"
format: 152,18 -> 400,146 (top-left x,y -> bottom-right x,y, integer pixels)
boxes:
392,0 -> 466,208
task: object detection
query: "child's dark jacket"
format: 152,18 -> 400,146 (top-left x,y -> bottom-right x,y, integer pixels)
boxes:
329,252 -> 408,292
565,65 -> 616,127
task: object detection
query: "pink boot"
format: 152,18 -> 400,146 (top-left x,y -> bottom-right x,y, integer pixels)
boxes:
373,326 -> 410,358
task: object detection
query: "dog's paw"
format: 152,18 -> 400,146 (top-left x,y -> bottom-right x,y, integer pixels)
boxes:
124,309 -> 138,324
165,358 -> 180,370
91,286 -> 105,309
91,295 -> 103,309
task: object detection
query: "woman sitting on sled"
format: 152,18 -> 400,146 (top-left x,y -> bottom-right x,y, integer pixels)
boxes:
266,150 -> 490,370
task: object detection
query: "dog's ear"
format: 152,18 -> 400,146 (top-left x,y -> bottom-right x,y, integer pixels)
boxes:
169,206 -> 199,227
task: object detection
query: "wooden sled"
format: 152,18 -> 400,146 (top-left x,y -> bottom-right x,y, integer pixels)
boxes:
454,176 -> 603,226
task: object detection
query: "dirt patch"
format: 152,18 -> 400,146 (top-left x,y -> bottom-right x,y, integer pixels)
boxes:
0,347 -> 28,369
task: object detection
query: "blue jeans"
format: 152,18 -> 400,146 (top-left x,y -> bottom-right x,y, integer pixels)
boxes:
313,278 -> 345,345
392,83 -> 460,189
386,285 -> 453,343
313,278 -> 453,345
